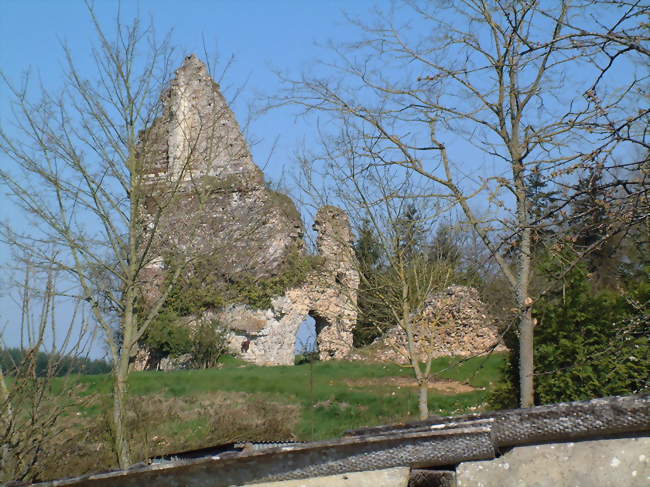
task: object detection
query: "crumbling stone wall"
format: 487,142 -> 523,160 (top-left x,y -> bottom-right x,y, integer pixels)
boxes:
361,285 -> 505,363
141,54 -> 304,281
139,55 -> 358,366
221,206 -> 359,365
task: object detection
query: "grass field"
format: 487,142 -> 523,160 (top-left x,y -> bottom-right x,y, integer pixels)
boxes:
41,353 -> 505,480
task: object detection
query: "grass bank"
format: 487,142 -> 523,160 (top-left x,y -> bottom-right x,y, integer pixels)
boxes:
42,353 -> 505,480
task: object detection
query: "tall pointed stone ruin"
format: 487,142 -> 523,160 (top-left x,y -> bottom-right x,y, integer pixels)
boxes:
138,55 -> 359,366
141,54 -> 305,278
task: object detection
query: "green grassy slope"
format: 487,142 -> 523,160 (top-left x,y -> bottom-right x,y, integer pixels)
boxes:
42,354 -> 504,481
75,353 -> 505,440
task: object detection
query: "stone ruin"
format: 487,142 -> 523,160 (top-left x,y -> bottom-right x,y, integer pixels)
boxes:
355,285 -> 505,364
138,55 -> 359,366
140,54 -> 304,279
137,55 -> 503,368
218,205 -> 360,365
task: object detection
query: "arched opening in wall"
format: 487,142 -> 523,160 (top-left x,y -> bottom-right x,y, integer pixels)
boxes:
295,315 -> 317,364
295,311 -> 335,364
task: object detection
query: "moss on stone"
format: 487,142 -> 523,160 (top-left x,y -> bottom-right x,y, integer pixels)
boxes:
200,174 -> 247,193
228,250 -> 323,309
156,248 -> 323,318
267,189 -> 302,225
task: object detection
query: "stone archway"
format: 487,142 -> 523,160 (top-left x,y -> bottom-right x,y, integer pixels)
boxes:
294,309 -> 347,363
295,315 -> 317,357
217,206 -> 360,366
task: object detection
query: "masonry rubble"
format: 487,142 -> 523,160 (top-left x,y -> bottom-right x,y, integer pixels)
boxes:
359,285 -> 505,363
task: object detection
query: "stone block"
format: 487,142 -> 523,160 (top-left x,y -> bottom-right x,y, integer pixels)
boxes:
235,466 -> 410,487
456,436 -> 650,487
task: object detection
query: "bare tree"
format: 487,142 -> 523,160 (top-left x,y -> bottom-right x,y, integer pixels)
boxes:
279,0 -> 646,407
531,0 -> 649,270
0,261 -> 93,482
296,133 -> 455,419
537,0 -> 648,150
0,9 -> 232,468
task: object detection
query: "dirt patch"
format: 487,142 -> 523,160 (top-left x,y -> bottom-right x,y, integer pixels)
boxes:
344,376 -> 476,394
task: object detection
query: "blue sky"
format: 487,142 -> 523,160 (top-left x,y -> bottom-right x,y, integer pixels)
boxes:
0,0 -> 378,184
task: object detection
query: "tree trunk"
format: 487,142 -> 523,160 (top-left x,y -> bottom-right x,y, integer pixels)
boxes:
0,367 -> 15,481
517,211 -> 534,407
418,381 -> 429,420
519,306 -> 534,407
113,353 -> 131,469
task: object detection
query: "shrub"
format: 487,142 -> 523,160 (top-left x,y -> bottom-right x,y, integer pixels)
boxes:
140,310 -> 192,364
190,320 -> 230,369
295,351 -> 320,365
490,263 -> 650,408
532,269 -> 649,404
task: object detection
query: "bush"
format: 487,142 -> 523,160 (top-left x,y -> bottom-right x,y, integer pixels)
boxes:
140,310 -> 192,363
190,320 -> 230,369
295,351 -> 320,365
141,315 -> 231,370
490,264 -> 650,408
533,270 -> 649,404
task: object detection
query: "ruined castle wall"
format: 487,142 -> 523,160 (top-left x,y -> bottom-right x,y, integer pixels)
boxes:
141,55 -> 303,280
354,285 -> 505,363
220,206 -> 359,365
139,56 -> 358,367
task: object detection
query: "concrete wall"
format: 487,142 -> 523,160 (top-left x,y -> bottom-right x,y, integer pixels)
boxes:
456,436 -> 649,487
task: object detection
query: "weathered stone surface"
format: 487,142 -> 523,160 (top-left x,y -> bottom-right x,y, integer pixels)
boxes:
456,436 -> 650,487
142,54 -> 303,279
139,56 -> 359,367
360,285 -> 505,363
235,467 -> 410,487
408,469 -> 455,487
221,206 -> 359,365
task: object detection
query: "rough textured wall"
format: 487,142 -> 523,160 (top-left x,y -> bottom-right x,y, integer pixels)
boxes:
138,56 -> 358,367
141,54 -> 303,280
221,206 -> 360,365
358,285 -> 505,363
456,436 -> 650,487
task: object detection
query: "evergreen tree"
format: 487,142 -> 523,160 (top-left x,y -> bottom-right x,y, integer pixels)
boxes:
428,224 -> 462,268
393,204 -> 426,263
568,167 -> 624,289
490,253 -> 650,408
353,220 -> 393,346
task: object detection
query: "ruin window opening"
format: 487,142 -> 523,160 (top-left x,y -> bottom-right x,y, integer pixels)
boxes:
295,315 -> 318,358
